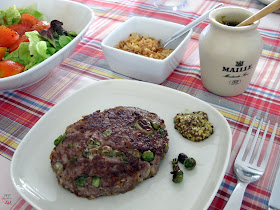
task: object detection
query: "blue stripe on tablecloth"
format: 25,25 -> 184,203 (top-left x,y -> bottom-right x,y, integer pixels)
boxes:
3,92 -> 51,112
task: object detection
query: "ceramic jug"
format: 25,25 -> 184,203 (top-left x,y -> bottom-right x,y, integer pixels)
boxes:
199,7 -> 263,96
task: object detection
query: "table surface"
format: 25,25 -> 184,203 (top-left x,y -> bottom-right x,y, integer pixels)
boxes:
1,0 -> 280,209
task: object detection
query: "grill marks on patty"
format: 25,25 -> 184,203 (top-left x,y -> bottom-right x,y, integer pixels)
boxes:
50,106 -> 169,199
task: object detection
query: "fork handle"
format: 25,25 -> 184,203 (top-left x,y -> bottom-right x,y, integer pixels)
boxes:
223,181 -> 249,210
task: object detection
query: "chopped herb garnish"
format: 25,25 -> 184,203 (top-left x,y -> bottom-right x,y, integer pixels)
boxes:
54,133 -> 66,146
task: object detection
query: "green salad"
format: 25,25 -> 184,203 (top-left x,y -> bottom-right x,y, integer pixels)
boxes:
0,5 -> 77,77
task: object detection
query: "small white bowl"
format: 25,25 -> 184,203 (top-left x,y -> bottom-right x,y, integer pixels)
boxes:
0,0 -> 95,91
101,17 -> 192,84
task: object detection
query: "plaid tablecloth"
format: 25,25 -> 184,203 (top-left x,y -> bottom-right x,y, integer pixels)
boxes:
1,0 -> 279,209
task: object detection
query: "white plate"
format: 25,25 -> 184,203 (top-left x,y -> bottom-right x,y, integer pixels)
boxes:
258,0 -> 274,5
11,80 -> 232,210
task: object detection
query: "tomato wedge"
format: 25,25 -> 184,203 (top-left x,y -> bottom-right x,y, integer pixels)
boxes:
20,14 -> 39,27
30,20 -> 50,31
8,24 -> 31,36
0,60 -> 25,78
9,35 -> 29,53
0,47 -> 7,60
0,26 -> 19,48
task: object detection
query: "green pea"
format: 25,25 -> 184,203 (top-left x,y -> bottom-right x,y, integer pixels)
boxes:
75,176 -> 88,187
184,157 -> 196,170
92,176 -> 101,188
172,170 -> 183,183
141,150 -> 155,162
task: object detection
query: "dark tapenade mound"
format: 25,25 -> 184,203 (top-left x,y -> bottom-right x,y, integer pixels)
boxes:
174,111 -> 214,142
50,106 -> 169,199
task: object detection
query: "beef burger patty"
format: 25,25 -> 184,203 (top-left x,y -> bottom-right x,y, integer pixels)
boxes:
50,106 -> 169,199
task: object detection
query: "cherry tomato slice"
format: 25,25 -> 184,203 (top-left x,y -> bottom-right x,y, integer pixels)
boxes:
0,60 -> 25,78
0,25 -> 19,48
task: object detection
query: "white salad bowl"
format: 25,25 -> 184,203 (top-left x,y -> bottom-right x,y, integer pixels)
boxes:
0,0 -> 95,91
101,16 -> 192,84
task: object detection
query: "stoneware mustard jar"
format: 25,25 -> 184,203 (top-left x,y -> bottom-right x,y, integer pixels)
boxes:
199,7 -> 263,96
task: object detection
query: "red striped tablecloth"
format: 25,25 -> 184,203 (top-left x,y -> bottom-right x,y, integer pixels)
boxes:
0,0 -> 279,209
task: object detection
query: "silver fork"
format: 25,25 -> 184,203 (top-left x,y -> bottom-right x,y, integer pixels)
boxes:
224,116 -> 278,210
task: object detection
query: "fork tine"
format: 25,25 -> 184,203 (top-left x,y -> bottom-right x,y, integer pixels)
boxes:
252,120 -> 270,166
236,116 -> 257,160
260,122 -> 278,170
245,118 -> 264,164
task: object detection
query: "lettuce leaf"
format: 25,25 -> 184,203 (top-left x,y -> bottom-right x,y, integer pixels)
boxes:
5,5 -> 21,26
4,31 -> 53,70
1,5 -> 45,26
36,41 -> 51,59
39,20 -> 76,49
0,10 -> 6,25
25,31 -> 52,69
3,42 -> 31,67
18,4 -> 45,20
2,10 -> 77,71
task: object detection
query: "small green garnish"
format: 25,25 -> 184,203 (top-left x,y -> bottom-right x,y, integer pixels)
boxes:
70,156 -> 78,163
121,154 -> 128,163
184,157 -> 196,170
90,140 -> 100,146
151,122 -> 160,130
87,139 -> 101,149
172,158 -> 178,165
75,176 -> 88,187
103,150 -> 116,157
171,157 -> 183,183
172,170 -> 183,183
54,133 -> 66,146
103,129 -> 112,137
141,150 -> 155,162
91,176 -> 101,188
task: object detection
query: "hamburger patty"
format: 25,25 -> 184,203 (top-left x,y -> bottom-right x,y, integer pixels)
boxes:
50,106 -> 169,199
